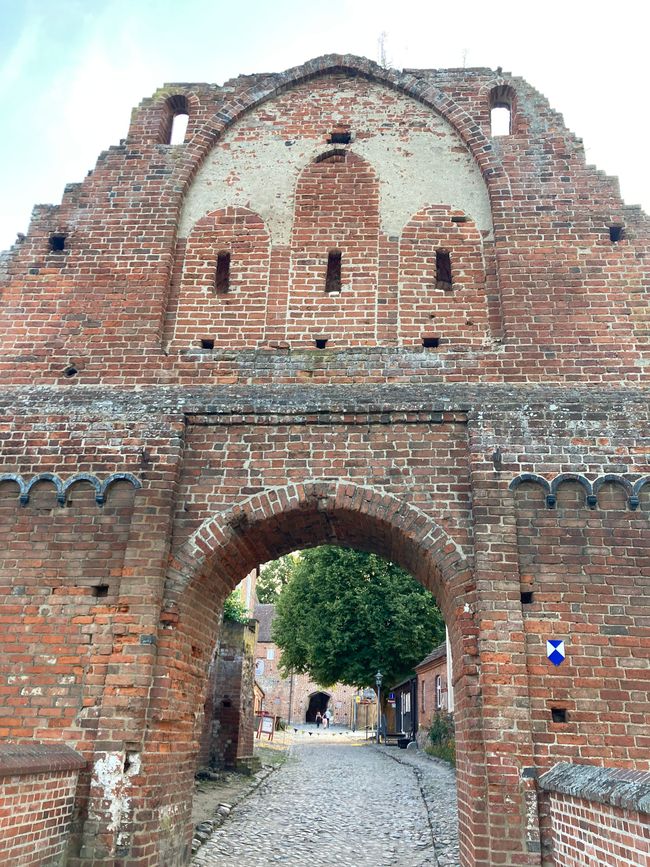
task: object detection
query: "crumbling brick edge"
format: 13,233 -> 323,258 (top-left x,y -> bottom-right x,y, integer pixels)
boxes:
538,763 -> 650,814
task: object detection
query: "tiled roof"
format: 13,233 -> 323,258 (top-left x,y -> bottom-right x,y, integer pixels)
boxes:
415,642 -> 446,670
253,603 -> 276,642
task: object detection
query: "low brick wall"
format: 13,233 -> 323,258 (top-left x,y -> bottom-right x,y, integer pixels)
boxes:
539,763 -> 650,867
0,743 -> 85,866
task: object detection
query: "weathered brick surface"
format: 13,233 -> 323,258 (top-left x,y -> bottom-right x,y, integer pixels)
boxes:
0,54 -> 648,866
539,764 -> 650,866
198,619 -> 257,769
0,744 -> 84,866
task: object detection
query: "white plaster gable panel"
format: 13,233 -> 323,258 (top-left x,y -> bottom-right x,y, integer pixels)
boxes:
179,80 -> 493,243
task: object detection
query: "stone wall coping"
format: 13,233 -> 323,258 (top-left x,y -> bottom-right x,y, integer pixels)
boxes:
0,742 -> 86,777
0,382 -> 649,420
538,763 -> 650,814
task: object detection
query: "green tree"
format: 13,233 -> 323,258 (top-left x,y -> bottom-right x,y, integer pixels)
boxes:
272,546 -> 445,688
223,590 -> 249,624
256,554 -> 298,603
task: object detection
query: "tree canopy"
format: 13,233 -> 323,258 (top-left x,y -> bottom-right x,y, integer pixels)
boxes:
271,546 -> 445,688
256,555 -> 296,603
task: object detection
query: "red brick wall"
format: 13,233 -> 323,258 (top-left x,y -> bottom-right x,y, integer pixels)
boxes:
0,744 -> 84,867
1,59 -> 646,382
539,764 -> 650,866
286,150 -> 380,346
171,207 -> 270,350
400,207 -> 490,347
198,620 -> 257,769
416,653 -> 448,742
0,771 -> 78,866
0,54 -> 648,867
545,794 -> 649,866
513,475 -> 649,772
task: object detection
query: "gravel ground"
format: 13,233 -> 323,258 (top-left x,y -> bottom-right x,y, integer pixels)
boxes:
192,740 -> 459,867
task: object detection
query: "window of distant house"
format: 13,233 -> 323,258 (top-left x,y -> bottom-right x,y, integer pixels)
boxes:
435,674 -> 442,709
421,681 -> 426,713
266,648 -> 275,660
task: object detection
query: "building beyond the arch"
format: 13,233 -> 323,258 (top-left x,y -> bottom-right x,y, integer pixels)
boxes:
0,54 -> 649,867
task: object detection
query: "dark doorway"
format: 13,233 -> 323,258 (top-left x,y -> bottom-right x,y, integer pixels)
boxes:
305,691 -> 330,722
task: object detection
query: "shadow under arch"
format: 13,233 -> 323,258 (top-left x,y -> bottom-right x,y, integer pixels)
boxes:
146,479 -> 486,866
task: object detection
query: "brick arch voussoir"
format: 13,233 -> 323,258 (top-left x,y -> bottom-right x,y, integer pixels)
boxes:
174,54 -> 504,207
190,204 -> 271,238
165,479 -> 469,621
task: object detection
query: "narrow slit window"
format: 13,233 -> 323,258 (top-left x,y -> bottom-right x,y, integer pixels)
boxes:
325,250 -> 342,295
490,104 -> 511,136
215,252 -> 231,294
170,112 -> 189,145
436,251 -> 452,290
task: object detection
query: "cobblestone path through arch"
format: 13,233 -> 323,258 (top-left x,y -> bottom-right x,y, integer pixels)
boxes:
192,741 -> 459,867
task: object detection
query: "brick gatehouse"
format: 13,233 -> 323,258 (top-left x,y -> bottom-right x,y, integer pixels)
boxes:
0,55 -> 648,866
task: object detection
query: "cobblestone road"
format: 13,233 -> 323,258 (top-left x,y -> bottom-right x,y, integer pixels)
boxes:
192,740 -> 459,867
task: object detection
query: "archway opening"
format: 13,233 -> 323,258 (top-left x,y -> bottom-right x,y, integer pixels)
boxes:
138,482 -> 487,866
305,691 -> 331,723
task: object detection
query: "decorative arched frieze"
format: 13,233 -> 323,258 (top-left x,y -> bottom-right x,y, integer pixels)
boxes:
0,472 -> 141,507
509,472 -> 649,511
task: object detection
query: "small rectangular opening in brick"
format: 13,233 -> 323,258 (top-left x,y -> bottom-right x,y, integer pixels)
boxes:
201,338 -> 215,350
93,584 -> 109,598
49,234 -> 66,253
215,251 -> 230,293
609,225 -> 624,243
520,591 -> 534,605
451,215 -> 468,223
422,337 -> 440,349
436,250 -> 452,290
328,130 -> 351,144
551,707 -> 567,723
314,338 -> 328,349
325,250 -> 342,295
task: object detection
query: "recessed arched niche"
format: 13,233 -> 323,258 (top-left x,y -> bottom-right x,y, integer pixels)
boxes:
170,74 -> 494,349
170,206 -> 270,351
399,206 -> 491,348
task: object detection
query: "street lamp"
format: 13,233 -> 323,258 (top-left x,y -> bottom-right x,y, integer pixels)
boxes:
375,670 -> 383,744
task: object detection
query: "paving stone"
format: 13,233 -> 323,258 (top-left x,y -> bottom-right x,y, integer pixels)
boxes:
192,741 -> 459,866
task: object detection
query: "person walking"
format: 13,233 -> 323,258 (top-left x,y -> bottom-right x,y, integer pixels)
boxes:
324,707 -> 333,729
315,711 -> 322,728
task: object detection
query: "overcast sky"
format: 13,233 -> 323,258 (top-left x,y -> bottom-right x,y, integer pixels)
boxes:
1,0 -> 647,252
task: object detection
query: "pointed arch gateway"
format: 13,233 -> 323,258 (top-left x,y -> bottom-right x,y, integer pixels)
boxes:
140,479 -> 488,866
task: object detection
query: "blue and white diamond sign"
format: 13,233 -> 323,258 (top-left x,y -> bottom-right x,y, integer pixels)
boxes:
546,639 -> 565,666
